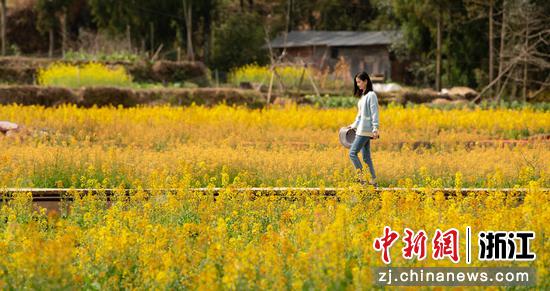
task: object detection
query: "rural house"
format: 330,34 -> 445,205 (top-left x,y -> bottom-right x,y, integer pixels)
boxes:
268,30 -> 404,82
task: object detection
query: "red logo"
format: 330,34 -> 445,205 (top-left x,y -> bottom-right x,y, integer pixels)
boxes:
432,228 -> 460,263
373,226 -> 400,264
402,228 -> 428,260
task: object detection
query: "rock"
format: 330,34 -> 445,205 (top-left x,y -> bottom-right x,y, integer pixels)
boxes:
0,121 -> 19,134
402,88 -> 441,103
443,86 -> 478,100
431,98 -> 451,105
384,96 -> 406,105
421,88 -> 440,96
373,83 -> 403,92
450,99 -> 469,106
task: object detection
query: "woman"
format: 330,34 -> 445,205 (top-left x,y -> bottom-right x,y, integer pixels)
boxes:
347,71 -> 379,187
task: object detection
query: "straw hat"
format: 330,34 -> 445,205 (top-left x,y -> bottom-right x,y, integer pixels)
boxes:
338,127 -> 356,148
0,121 -> 19,134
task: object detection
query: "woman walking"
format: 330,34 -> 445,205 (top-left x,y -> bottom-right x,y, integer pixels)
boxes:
347,71 -> 380,187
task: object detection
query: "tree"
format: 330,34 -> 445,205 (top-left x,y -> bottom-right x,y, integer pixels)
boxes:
278,0 -> 376,31
88,0 -> 217,61
201,0 -> 215,65
496,0 -> 507,101
464,0 -> 498,96
1,0 -> 6,55
489,0 -> 494,94
474,0 -> 550,102
182,0 -> 194,61
88,0 -> 177,52
212,10 -> 268,72
387,0 -> 457,89
317,0 -> 375,30
374,0 -> 497,89
36,0 -> 72,57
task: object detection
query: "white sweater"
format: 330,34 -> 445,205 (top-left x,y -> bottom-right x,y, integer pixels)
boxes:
349,91 -> 380,137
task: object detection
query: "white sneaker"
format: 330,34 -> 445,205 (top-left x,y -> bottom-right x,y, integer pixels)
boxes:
368,178 -> 378,188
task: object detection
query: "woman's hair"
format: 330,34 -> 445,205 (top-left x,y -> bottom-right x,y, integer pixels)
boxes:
353,71 -> 373,97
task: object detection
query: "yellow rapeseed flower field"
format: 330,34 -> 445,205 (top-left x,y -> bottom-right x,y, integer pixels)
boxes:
0,103 -> 547,188
37,62 -> 134,88
0,103 -> 548,289
0,186 -> 548,289
228,64 -> 313,88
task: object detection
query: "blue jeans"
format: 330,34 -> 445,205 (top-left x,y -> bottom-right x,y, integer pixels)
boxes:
349,135 -> 376,179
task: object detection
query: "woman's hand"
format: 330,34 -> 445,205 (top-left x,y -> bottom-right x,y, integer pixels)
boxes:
372,130 -> 380,139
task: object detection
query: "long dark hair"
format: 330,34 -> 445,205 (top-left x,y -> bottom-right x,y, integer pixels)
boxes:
353,71 -> 373,97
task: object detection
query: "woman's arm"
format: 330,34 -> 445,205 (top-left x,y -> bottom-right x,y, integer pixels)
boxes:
369,92 -> 379,132
349,111 -> 360,129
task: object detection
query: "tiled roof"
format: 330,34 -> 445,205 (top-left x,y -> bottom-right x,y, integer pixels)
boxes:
269,30 -> 401,48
